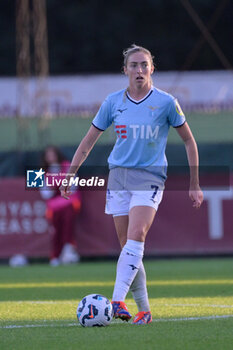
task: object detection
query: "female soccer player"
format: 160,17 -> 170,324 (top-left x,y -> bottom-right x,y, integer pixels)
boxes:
60,44 -> 203,324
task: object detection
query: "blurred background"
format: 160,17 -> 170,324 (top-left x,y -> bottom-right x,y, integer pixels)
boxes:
0,0 -> 232,264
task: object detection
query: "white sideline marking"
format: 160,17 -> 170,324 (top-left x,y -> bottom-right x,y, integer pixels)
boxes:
153,315 -> 233,322
1,315 -> 233,329
128,302 -> 233,309
0,323 -> 78,329
0,301 -> 74,304
1,301 -> 233,309
166,303 -> 233,308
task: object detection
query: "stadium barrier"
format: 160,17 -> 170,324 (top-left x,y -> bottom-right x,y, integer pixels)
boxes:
0,175 -> 232,259
0,72 -> 232,118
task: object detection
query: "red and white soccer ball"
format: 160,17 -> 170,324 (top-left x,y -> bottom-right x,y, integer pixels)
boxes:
77,294 -> 113,327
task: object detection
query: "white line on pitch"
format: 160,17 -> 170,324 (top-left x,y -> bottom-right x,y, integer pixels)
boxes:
1,301 -> 233,309
153,303 -> 233,308
127,302 -> 233,308
1,314 -> 233,329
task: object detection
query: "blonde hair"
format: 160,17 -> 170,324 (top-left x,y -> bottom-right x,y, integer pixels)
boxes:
123,44 -> 154,67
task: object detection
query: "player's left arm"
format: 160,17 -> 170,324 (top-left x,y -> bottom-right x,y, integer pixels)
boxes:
176,122 -> 204,209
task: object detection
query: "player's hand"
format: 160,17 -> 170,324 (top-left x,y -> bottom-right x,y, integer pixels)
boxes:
59,185 -> 71,200
189,185 -> 204,209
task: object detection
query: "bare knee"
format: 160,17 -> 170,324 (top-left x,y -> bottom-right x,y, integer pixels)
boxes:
127,224 -> 149,242
127,206 -> 156,242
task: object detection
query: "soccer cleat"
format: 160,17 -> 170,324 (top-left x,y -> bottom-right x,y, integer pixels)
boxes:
111,301 -> 132,321
133,311 -> 152,325
59,243 -> 80,264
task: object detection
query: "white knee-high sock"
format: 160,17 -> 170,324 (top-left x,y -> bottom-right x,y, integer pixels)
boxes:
130,262 -> 150,312
112,239 -> 144,301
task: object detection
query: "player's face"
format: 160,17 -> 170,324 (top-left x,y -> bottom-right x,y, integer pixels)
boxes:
124,52 -> 154,90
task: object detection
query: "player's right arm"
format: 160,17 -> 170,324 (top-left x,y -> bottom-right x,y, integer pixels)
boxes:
60,125 -> 103,199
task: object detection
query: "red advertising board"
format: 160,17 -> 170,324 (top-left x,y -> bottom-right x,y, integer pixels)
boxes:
0,177 -> 232,258
0,178 -> 50,257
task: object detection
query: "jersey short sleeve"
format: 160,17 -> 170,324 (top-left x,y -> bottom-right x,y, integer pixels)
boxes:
92,96 -> 113,131
168,98 -> 186,128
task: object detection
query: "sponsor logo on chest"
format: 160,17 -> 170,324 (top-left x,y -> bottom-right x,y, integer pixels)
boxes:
115,125 -> 159,139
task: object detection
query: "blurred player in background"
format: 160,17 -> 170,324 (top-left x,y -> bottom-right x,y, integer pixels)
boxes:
60,45 -> 203,324
41,146 -> 81,266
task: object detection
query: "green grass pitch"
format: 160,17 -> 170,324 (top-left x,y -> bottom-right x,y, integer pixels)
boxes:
0,258 -> 233,350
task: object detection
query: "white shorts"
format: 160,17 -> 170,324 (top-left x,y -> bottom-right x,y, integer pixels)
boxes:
105,168 -> 164,216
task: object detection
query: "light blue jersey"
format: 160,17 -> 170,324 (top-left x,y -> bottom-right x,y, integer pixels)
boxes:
92,86 -> 185,183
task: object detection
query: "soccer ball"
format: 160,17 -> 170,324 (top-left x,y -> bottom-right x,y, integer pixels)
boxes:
77,294 -> 113,327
